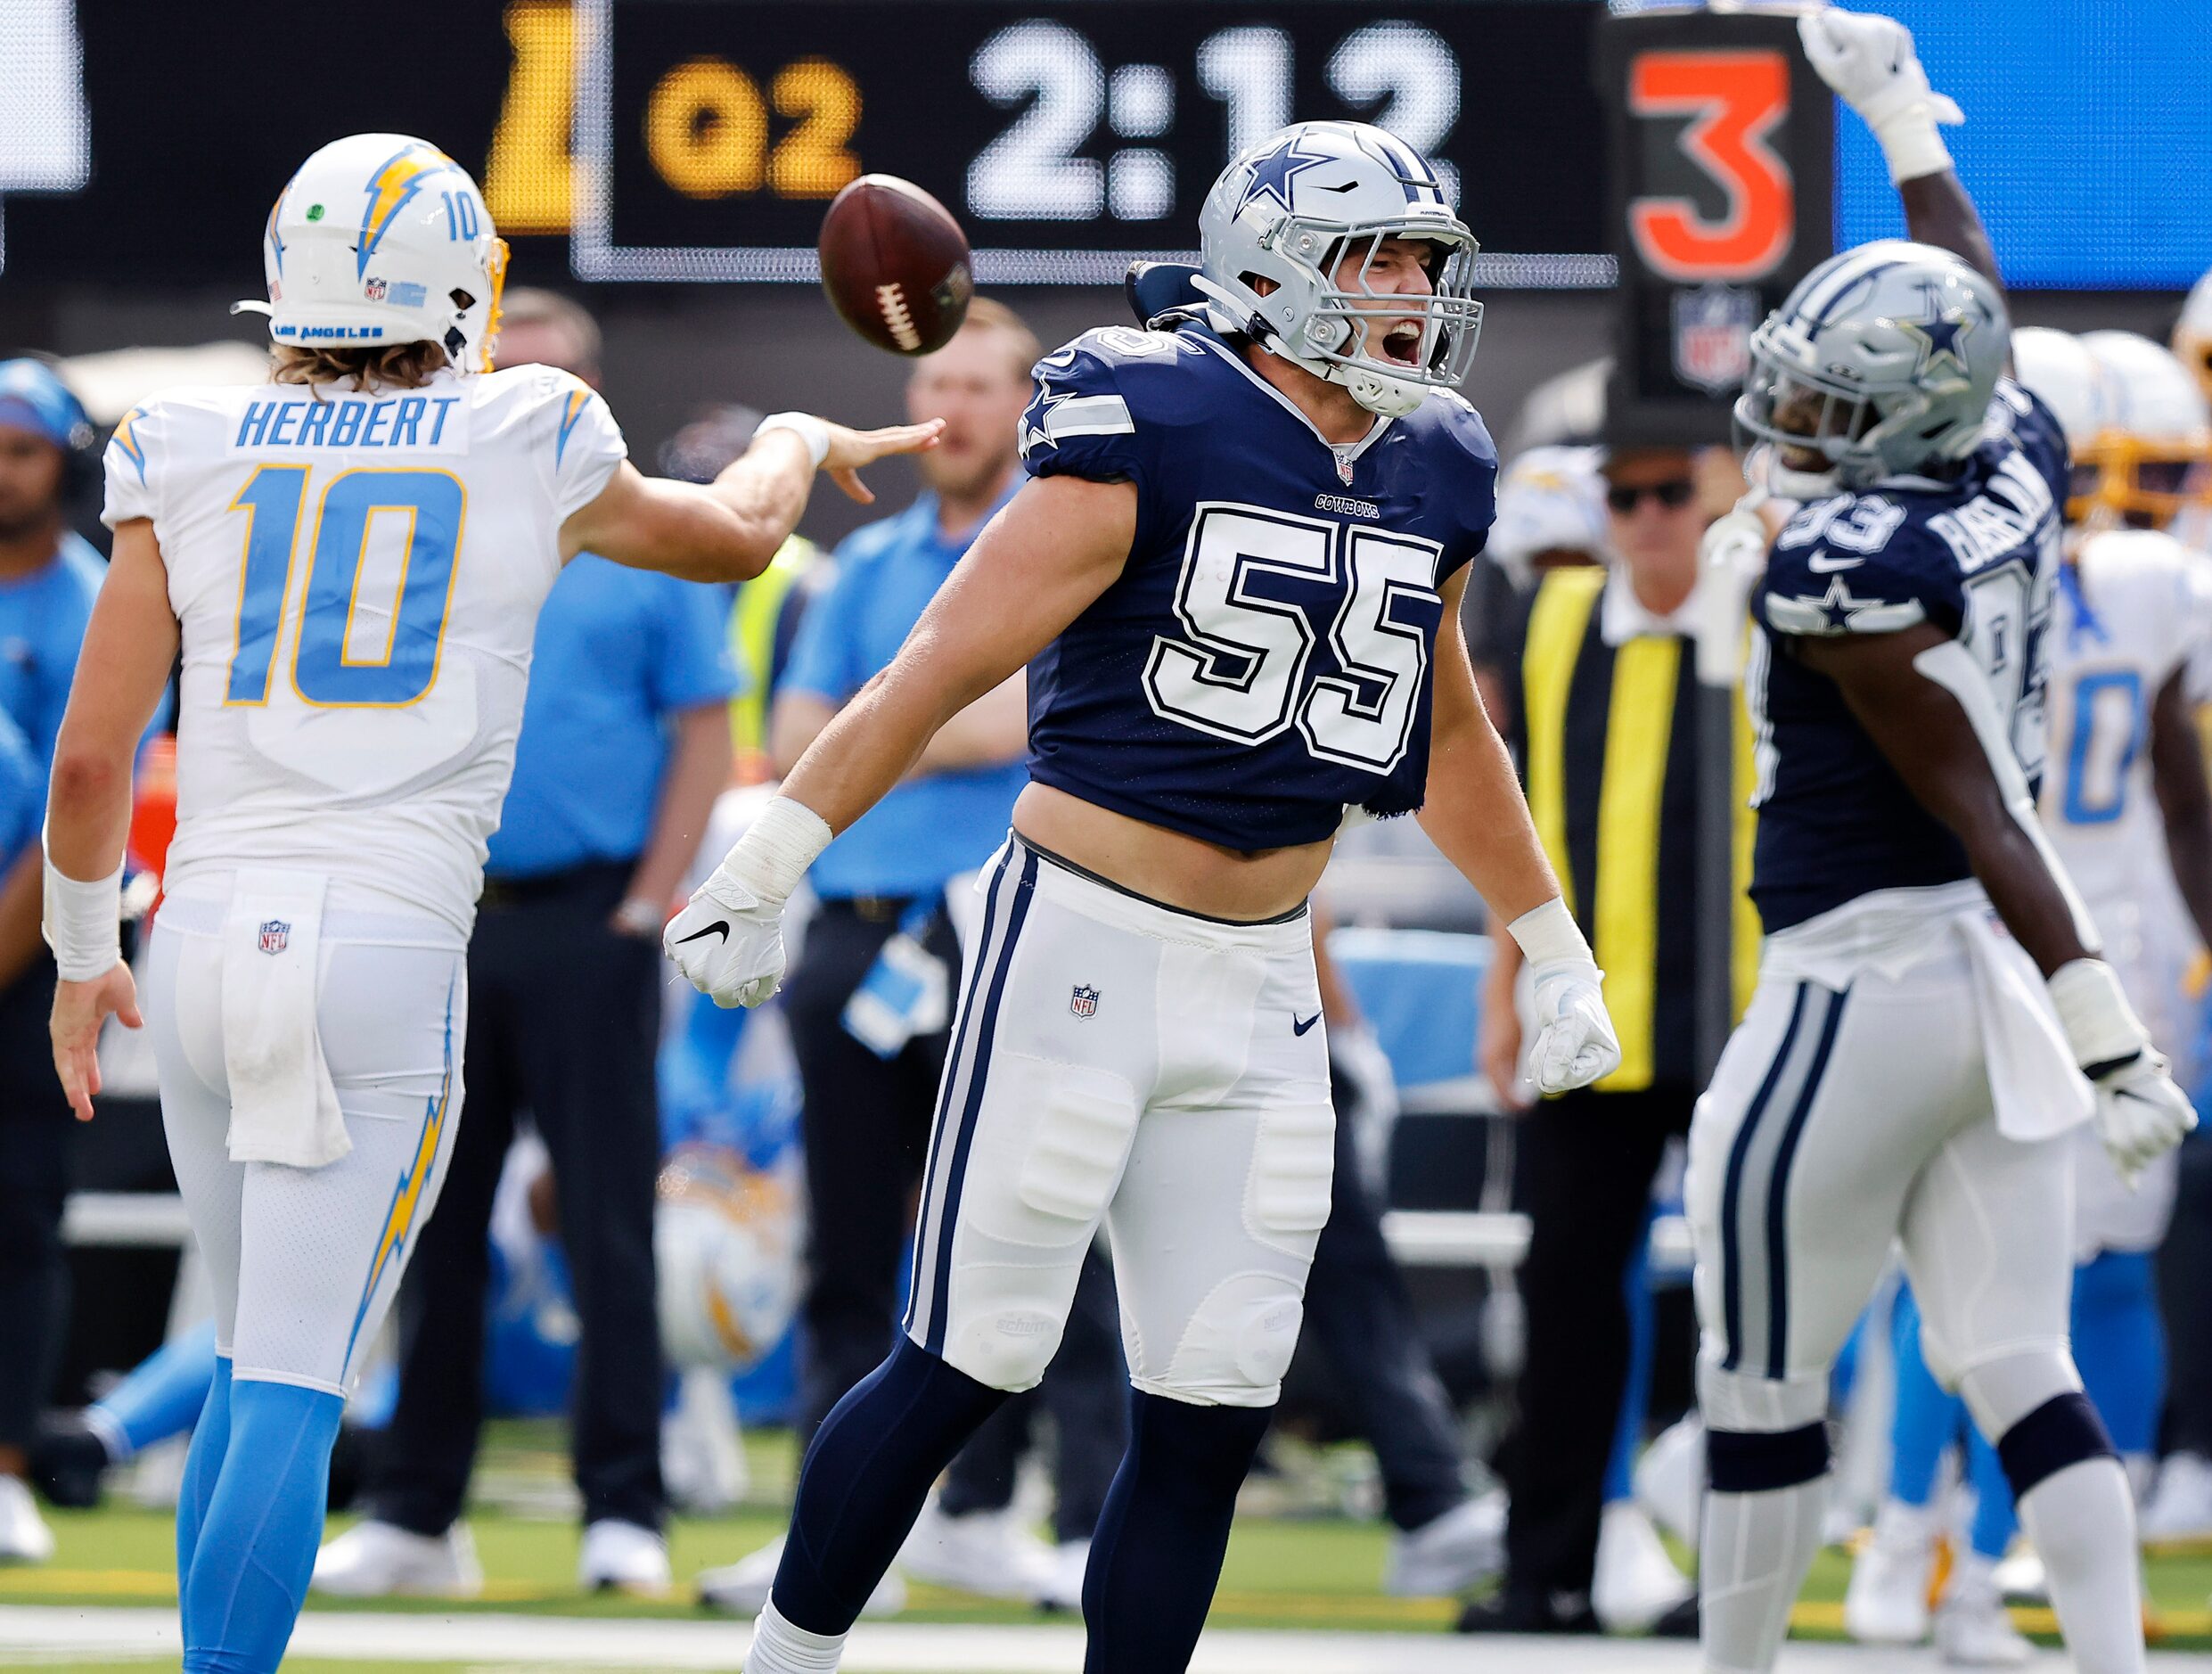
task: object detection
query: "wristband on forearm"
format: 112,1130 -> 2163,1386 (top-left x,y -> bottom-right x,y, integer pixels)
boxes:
43,856 -> 123,981
752,412 -> 832,470
708,795 -> 832,906
1506,897 -> 1593,967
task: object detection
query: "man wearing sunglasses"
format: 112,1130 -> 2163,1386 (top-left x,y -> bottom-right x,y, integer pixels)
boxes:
1467,436 -> 1754,1637
1469,431 -> 1760,1636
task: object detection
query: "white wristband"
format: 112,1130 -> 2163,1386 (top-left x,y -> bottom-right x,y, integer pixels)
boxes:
753,412 -> 832,471
2048,957 -> 2150,1073
1506,897 -> 1593,968
709,795 -> 832,908
1872,110 -> 1954,185
43,856 -> 123,981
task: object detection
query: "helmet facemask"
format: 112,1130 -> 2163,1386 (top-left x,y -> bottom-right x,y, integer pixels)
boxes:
1288,224 -> 1484,417
1198,217 -> 1483,419
2078,431 -> 2212,529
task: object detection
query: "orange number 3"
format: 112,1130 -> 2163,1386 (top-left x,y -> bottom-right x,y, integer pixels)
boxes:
1627,50 -> 1794,283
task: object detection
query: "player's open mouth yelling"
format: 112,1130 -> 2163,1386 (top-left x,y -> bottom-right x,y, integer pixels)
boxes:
1379,320 -> 1423,366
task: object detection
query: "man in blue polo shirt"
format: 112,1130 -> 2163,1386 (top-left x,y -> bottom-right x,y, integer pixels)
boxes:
315,291 -> 738,1599
698,299 -> 1125,1616
0,360 -> 102,1563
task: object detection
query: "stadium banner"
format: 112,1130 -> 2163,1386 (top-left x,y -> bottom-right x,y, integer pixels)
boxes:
1596,4 -> 1836,448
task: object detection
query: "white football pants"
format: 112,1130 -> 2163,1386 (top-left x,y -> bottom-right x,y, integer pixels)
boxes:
904,834 -> 1335,1408
1687,938 -> 2076,1438
146,883 -> 466,1396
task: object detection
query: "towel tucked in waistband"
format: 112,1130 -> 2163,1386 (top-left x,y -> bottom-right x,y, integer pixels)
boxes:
219,868 -> 348,1168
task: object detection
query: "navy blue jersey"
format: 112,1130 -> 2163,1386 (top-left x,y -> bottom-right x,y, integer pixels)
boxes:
1748,381 -> 2069,931
1019,323 -> 1497,851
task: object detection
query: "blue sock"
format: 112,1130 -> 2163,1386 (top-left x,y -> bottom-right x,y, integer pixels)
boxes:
771,1337 -> 1008,1635
181,1378 -> 344,1674
176,1355 -> 233,1588
97,1323 -> 221,1461
1888,1284 -> 1967,1506
1968,1427 -> 2017,1558
1082,1391 -> 1273,1674
2071,1251 -> 2165,1458
1603,1203 -> 1657,1504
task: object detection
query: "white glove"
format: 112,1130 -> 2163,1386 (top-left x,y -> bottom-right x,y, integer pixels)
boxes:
1798,6 -> 1962,184
1508,899 -> 1622,1095
664,796 -> 832,1009
2047,958 -> 2200,1187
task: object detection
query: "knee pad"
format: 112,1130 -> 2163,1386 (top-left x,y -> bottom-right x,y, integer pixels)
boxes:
1699,1351 -> 1828,1432
1699,1357 -> 1830,1492
1994,1391 -> 2116,1502
1129,1272 -> 1305,1408
938,1309 -> 1067,1393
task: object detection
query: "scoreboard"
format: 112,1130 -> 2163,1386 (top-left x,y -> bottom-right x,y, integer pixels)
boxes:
0,0 -> 2206,291
563,0 -> 1609,286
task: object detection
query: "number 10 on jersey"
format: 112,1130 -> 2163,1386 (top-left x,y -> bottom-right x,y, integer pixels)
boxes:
225,465 -> 465,709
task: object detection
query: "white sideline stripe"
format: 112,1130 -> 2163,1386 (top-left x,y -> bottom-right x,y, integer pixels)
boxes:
2,1607 -> 2200,1671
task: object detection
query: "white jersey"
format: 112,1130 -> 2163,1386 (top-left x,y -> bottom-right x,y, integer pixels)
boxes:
102,365 -> 627,935
2040,529 -> 2212,1014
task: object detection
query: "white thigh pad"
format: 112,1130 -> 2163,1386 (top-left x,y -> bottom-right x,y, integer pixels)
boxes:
935,1054 -> 1141,1393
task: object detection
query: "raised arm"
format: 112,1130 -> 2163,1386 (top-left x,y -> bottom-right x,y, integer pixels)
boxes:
562,416 -> 944,583
666,473 -> 1135,1006
1420,572 -> 1619,1094
1799,8 -> 2002,293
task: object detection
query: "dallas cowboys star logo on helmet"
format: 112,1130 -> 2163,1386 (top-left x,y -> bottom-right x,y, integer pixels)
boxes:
1897,281 -> 1977,382
1237,132 -> 1335,217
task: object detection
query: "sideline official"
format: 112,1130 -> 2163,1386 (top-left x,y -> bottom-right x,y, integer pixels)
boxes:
1463,440 -> 1757,1637
315,291 -> 739,1596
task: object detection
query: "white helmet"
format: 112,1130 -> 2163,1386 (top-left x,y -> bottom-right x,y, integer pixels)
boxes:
237,133 -> 507,372
2080,330 -> 2212,529
1487,445 -> 1607,586
2009,327 -> 2110,522
2174,267 -> 2212,406
1195,120 -> 1481,419
653,1144 -> 800,1375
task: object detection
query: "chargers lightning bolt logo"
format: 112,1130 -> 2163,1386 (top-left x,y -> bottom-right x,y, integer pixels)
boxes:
356,143 -> 459,278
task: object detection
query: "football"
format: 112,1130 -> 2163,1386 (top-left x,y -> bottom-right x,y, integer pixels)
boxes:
817,175 -> 973,357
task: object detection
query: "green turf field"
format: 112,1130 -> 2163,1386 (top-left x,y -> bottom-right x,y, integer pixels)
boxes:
8,1420 -> 2210,1667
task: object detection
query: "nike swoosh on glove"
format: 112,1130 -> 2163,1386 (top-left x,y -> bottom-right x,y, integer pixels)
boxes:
663,874 -> 789,1009
2090,1048 -> 2197,1188
1526,957 -> 1622,1095
1798,7 -> 1962,131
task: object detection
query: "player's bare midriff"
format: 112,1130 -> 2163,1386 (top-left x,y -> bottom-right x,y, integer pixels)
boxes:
1011,782 -> 1332,922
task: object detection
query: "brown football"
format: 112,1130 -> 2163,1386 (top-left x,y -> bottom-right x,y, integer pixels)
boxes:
818,175 -> 973,357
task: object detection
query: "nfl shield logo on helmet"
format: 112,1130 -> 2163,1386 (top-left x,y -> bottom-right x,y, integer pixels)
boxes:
258,919 -> 290,956
1069,984 -> 1100,1018
1671,283 -> 1758,396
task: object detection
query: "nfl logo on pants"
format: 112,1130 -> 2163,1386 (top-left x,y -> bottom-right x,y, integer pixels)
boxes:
258,919 -> 290,956
1069,984 -> 1099,1018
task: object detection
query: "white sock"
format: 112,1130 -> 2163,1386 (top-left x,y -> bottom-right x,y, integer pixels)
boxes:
2015,1457 -> 2144,1674
1699,1476 -> 1827,1674
744,1599 -> 848,1674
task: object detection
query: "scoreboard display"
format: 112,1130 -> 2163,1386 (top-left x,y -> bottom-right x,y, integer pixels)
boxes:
1,0 -> 2205,291
568,0 -> 1609,285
